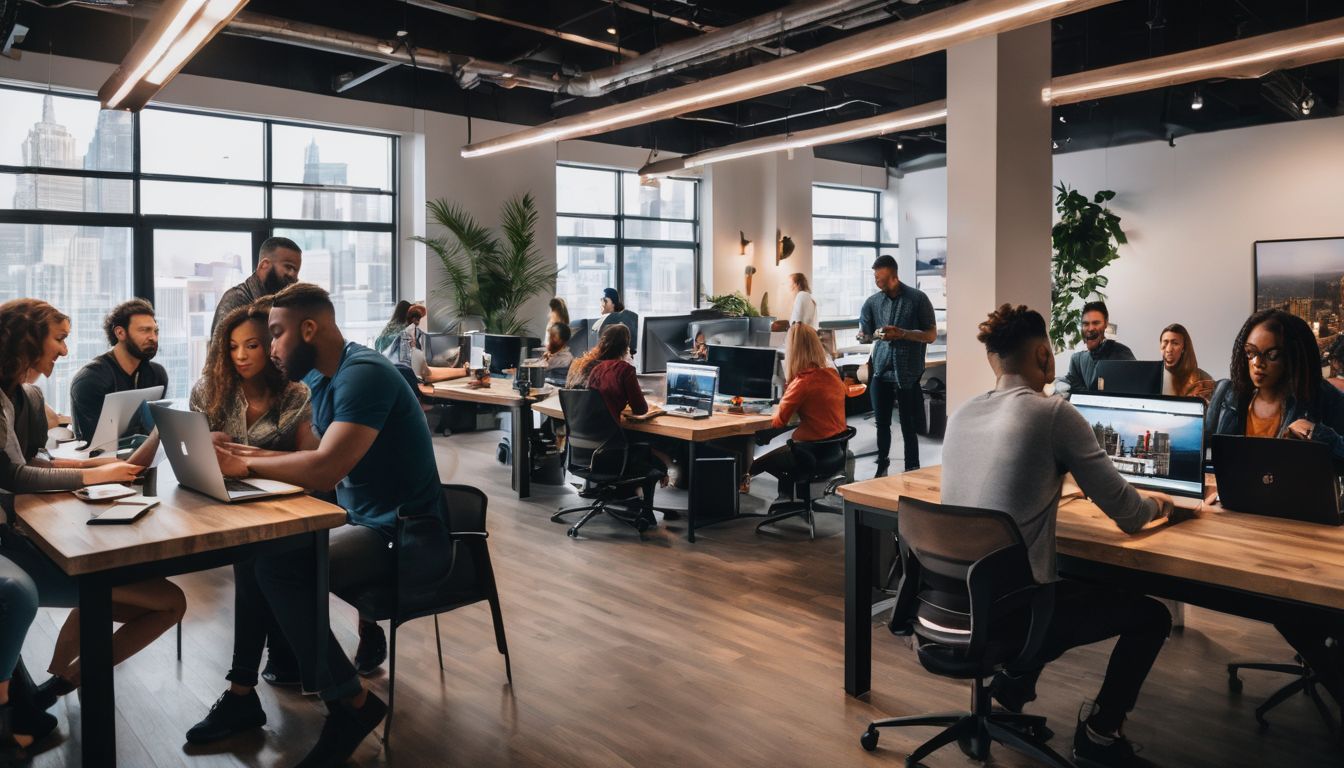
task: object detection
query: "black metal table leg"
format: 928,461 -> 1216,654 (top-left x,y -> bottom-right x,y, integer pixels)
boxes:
312,530 -> 330,691
514,403 -> 532,499
686,442 -> 698,542
845,503 -> 875,697
79,576 -> 116,767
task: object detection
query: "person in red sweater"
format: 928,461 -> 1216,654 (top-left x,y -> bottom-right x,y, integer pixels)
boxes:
745,324 -> 847,489
569,324 -> 647,420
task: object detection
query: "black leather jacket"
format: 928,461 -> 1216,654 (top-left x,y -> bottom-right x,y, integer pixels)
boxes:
1206,378 -> 1344,461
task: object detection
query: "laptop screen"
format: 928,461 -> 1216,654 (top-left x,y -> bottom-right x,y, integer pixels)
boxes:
1071,393 -> 1206,497
666,363 -> 718,413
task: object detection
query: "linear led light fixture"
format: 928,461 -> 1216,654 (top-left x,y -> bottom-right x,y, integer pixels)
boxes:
639,102 -> 948,177
1046,16 -> 1344,105
99,0 -> 248,111
461,0 -> 1117,158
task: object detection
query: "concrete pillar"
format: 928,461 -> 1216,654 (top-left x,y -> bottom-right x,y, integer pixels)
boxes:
945,23 -> 1053,410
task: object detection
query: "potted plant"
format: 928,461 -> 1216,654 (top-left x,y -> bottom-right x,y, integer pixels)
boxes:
703,291 -> 762,318
1050,184 -> 1127,352
412,192 -> 557,336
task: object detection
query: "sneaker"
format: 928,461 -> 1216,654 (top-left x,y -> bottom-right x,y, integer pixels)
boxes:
1072,715 -> 1138,768
261,645 -> 301,688
294,691 -> 387,768
353,621 -> 387,677
185,689 -> 267,744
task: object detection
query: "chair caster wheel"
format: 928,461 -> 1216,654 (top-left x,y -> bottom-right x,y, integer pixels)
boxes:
1228,673 -> 1243,694
860,727 -> 879,751
567,527 -> 578,538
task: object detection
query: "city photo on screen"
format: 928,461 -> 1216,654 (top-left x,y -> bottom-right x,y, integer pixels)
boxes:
1071,394 -> 1206,497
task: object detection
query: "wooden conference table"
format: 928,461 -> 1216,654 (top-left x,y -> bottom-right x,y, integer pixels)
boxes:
533,395 -> 776,541
838,466 -> 1344,698
11,463 -> 347,767
431,377 -> 555,499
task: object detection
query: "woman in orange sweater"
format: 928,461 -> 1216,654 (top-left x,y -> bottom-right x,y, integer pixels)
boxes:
744,324 -> 847,490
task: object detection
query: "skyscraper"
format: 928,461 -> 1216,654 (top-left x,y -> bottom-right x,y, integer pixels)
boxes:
15,94 -> 83,211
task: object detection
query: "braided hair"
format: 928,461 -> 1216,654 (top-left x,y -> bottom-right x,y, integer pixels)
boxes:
976,303 -> 1048,368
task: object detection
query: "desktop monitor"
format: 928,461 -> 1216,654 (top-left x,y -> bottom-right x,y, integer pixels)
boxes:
567,319 -> 591,359
641,314 -> 694,374
423,332 -> 459,366
707,345 -> 777,400
482,333 -> 540,374
688,318 -> 750,348
1094,361 -> 1164,395
665,363 -> 718,414
1071,393 -> 1206,498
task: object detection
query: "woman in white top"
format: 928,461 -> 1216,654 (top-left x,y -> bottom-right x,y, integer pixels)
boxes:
788,273 -> 818,329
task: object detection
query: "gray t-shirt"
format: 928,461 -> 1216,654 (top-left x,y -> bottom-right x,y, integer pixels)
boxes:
941,380 -> 1158,582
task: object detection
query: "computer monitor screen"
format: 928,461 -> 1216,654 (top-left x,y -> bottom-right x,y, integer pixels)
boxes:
666,363 -> 718,413
1071,393 -> 1206,497
707,345 -> 776,400
481,334 -> 539,374
688,318 -> 750,348
1094,360 -> 1164,395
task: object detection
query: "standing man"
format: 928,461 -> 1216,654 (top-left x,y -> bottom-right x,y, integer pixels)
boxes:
211,236 -> 303,334
1054,300 -> 1135,397
69,298 -> 167,444
858,255 -> 936,476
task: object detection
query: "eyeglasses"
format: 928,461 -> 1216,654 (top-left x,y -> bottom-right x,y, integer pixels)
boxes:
1243,346 -> 1284,363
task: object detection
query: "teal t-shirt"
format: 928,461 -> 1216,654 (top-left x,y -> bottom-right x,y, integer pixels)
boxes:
305,342 -> 439,538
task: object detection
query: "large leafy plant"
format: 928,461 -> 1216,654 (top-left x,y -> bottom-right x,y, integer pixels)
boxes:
703,291 -> 761,317
412,193 -> 556,336
1050,184 -> 1127,352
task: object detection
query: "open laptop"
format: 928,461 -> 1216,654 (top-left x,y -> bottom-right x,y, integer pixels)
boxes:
1071,393 -> 1207,507
1211,435 -> 1343,525
150,404 -> 303,502
1094,361 -> 1164,395
50,385 -> 165,460
664,362 -> 717,419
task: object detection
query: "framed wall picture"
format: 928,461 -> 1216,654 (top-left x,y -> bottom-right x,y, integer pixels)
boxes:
915,236 -> 947,350
1254,236 -> 1344,339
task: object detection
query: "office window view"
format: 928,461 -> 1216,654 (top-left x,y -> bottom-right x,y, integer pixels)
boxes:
555,164 -> 699,318
811,185 -> 898,320
0,86 -> 396,408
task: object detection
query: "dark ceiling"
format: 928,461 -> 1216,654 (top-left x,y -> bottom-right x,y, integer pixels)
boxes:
10,0 -> 1344,169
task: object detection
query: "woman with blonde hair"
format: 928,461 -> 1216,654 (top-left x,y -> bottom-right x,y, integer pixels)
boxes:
1159,323 -> 1214,400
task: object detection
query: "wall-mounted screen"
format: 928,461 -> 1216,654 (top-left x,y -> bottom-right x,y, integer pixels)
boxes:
1255,237 -> 1344,339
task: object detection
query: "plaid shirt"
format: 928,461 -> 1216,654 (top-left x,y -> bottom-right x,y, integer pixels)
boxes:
859,283 -> 936,387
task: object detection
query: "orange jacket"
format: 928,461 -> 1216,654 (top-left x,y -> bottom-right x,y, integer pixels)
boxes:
774,367 -> 847,442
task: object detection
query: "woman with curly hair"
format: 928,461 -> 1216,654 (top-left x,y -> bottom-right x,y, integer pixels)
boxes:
0,298 -> 185,719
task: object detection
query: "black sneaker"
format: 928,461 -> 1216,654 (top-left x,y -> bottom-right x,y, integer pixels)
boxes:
353,621 -> 387,677
261,645 -> 301,688
185,689 -> 267,744
294,692 -> 386,768
1072,717 -> 1138,768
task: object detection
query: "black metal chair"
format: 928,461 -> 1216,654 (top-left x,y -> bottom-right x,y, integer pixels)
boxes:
335,484 -> 511,743
756,426 -> 856,539
1227,654 -> 1339,732
860,497 -> 1070,768
552,388 -> 665,539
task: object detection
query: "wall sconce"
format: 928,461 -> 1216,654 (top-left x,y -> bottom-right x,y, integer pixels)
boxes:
745,265 -> 757,295
739,231 -> 753,257
776,230 -> 795,265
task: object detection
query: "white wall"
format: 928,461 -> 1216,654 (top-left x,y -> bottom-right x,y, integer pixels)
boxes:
896,113 -> 1344,383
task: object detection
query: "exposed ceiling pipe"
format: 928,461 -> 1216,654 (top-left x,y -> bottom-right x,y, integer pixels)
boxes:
401,0 -> 636,59
675,98 -> 881,129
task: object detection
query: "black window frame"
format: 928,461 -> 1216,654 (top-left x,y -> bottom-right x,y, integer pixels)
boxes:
811,183 -> 899,322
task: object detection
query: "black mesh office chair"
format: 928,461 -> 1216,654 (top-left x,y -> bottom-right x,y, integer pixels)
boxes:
335,484 -> 511,743
860,497 -> 1070,768
552,388 -> 665,538
756,427 -> 856,539
1227,654 -> 1338,732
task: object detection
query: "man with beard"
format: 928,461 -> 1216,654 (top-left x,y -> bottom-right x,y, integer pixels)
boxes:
208,283 -> 440,764
210,236 -> 303,334
69,298 -> 168,444
1054,301 -> 1135,398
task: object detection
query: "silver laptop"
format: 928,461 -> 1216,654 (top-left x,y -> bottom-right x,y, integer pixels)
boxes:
50,385 -> 165,460
150,404 -> 304,502
664,362 -> 718,419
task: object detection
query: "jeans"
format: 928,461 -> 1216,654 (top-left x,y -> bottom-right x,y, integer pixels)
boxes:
225,559 -> 297,688
0,528 -> 78,608
254,523 -> 394,702
0,555 -> 38,683
871,378 -> 924,471
751,445 -> 795,481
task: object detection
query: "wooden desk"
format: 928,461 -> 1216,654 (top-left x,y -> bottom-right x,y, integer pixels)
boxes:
837,466 -> 1344,697
431,378 -> 555,499
13,463 -> 346,767
534,395 -> 777,541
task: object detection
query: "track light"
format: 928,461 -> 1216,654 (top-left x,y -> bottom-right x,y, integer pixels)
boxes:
1190,90 -> 1203,110
606,27 -> 618,35
99,0 -> 248,110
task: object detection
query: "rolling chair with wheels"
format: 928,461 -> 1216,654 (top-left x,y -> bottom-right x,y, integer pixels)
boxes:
756,427 -> 856,539
1227,651 -> 1341,733
860,497 -> 1070,768
552,388 -> 665,539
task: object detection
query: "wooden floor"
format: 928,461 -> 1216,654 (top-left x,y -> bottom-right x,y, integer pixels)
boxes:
20,421 -> 1344,767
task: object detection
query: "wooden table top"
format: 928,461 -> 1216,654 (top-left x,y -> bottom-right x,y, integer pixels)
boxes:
533,395 -> 777,442
838,466 -> 1344,611
431,377 -> 554,406
13,463 -> 347,576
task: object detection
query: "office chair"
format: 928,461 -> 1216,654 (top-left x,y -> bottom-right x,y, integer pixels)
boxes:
1227,654 -> 1339,732
334,484 -> 511,743
552,388 -> 665,539
861,497 -> 1070,768
756,427 -> 856,539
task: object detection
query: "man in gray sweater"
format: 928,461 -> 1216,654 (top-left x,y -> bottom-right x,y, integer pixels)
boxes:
1054,300 -> 1135,398
943,303 -> 1176,768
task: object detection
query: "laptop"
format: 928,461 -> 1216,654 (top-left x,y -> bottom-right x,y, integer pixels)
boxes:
1211,435 -> 1343,525
1070,393 -> 1207,505
1094,361 -> 1164,395
150,404 -> 304,502
50,385 -> 165,460
664,362 -> 718,419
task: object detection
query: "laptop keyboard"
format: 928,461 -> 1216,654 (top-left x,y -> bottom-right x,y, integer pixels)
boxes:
224,478 -> 261,494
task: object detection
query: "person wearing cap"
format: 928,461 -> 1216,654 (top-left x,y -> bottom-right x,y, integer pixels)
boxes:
592,288 -> 639,357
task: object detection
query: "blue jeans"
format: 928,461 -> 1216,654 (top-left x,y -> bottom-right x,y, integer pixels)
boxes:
871,378 -> 924,471
0,555 -> 38,683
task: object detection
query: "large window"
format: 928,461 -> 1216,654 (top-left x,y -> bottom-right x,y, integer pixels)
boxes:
0,85 -> 397,406
811,185 -> 898,321
556,164 -> 699,318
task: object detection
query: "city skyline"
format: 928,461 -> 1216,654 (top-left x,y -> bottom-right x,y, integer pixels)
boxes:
1075,404 -> 1205,487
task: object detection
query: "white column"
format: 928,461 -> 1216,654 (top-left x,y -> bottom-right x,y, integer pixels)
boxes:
945,23 -> 1053,410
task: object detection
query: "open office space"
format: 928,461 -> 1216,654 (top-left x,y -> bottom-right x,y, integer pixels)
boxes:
1,1 -> 1343,767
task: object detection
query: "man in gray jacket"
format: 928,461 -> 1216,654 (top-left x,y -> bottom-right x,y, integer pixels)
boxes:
1054,300 -> 1134,397
943,302 -> 1179,768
